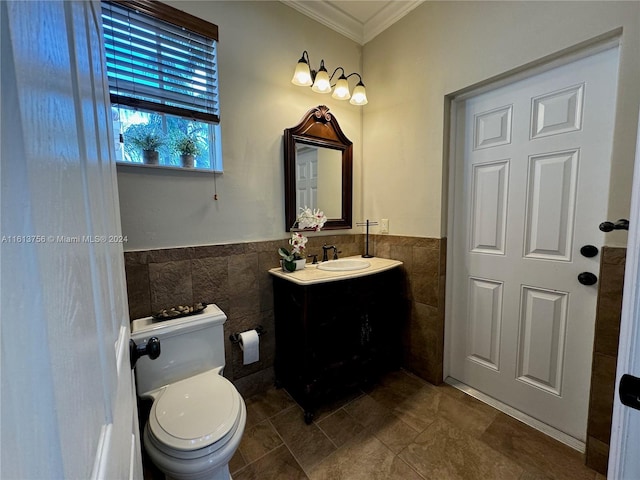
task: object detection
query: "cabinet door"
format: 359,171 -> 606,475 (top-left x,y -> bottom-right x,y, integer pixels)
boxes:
308,281 -> 362,369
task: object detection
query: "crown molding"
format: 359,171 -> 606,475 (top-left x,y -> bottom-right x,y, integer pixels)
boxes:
281,0 -> 363,44
363,1 -> 424,44
281,1 -> 424,45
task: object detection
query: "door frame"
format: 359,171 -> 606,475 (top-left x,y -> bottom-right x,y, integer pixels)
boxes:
608,108 -> 640,479
443,34 -> 622,448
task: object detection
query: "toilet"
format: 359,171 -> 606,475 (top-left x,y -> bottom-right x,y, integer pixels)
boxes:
131,304 -> 246,480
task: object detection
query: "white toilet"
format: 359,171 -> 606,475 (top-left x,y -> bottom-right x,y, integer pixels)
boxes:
131,304 -> 246,480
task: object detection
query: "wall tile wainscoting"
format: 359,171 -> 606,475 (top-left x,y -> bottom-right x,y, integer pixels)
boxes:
126,237 -> 622,478
124,234 -> 447,395
586,247 -> 626,474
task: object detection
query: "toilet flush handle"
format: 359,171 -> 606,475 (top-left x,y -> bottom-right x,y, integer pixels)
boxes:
129,337 -> 161,369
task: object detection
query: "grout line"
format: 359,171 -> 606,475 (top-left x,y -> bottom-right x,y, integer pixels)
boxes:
314,409 -> 343,450
266,412 -> 318,478
397,455 -> 428,480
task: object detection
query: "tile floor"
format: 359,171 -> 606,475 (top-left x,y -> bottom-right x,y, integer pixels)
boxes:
145,369 -> 606,480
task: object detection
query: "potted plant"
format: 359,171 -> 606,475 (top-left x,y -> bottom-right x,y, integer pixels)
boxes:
174,136 -> 200,168
129,132 -> 164,165
278,207 -> 327,272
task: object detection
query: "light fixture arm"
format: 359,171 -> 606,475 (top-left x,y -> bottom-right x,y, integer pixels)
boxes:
329,67 -> 347,83
298,50 -> 318,82
345,72 -> 365,86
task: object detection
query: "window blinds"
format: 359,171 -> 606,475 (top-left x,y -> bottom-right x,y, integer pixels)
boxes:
101,1 -> 219,123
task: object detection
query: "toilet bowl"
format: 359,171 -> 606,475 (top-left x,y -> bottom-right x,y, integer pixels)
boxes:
143,370 -> 246,480
131,306 -> 245,480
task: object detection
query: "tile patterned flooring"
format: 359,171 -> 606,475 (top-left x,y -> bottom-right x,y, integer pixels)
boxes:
145,369 -> 606,480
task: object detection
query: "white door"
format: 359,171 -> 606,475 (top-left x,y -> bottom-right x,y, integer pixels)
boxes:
608,110 -> 640,479
1,1 -> 142,479
296,145 -> 318,210
448,46 -> 620,443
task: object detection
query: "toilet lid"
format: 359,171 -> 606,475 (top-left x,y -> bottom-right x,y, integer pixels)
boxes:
149,371 -> 241,451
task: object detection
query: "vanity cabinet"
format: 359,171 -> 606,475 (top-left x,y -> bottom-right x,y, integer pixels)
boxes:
272,266 -> 404,423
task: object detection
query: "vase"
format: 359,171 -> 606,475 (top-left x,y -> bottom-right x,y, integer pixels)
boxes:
282,258 -> 306,272
142,150 -> 159,165
180,154 -> 194,168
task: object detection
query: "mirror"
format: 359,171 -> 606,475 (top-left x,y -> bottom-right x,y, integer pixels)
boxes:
284,106 -> 353,231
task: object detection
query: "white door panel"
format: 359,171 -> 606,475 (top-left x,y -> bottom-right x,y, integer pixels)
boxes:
296,146 -> 319,210
450,46 -> 620,443
1,1 -> 142,478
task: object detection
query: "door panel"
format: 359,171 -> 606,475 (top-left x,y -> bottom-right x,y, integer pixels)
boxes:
0,1 -> 141,478
516,286 -> 568,395
296,147 -> 318,210
467,277 -> 503,370
470,160 -> 509,254
449,46 -> 620,443
524,150 -> 578,260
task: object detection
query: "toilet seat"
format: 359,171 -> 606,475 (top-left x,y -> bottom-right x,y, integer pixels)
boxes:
147,370 -> 241,457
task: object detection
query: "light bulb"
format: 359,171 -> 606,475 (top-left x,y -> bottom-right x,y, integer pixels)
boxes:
349,82 -> 368,105
332,76 -> 350,100
311,66 -> 331,93
291,60 -> 312,86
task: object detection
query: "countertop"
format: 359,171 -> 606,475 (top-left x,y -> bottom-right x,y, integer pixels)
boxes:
268,255 -> 403,286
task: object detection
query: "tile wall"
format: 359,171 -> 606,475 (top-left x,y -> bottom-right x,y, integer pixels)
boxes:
124,235 -> 363,397
371,235 -> 447,385
123,234 -> 448,396
586,246 -> 626,474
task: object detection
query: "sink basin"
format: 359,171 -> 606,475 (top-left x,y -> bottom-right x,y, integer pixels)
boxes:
317,259 -> 371,271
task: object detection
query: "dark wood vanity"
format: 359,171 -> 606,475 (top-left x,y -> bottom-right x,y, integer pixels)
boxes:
270,260 -> 404,423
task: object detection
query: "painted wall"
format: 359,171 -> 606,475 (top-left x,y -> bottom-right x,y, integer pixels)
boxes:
363,1 -> 640,247
117,1 -> 363,250
118,1 -> 640,251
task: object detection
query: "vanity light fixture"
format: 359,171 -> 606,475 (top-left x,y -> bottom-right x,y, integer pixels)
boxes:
291,51 -> 368,105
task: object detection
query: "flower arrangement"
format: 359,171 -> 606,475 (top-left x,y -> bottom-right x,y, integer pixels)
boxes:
278,207 -> 327,272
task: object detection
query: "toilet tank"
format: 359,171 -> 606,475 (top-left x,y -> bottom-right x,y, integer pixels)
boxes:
130,304 -> 227,396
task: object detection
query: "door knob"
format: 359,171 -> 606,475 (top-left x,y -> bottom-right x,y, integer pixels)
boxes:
129,337 -> 161,369
619,374 -> 640,410
577,272 -> 598,286
599,219 -> 629,232
580,245 -> 599,258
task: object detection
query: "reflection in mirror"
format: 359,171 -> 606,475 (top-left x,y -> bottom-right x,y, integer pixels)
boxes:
284,106 -> 352,231
295,143 -> 342,219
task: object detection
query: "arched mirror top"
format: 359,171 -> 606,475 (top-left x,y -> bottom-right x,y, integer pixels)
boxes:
284,105 -> 353,231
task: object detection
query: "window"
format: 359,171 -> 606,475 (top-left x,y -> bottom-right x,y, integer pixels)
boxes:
101,1 -> 221,170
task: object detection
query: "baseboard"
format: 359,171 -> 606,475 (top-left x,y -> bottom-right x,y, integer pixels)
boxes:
444,377 -> 586,453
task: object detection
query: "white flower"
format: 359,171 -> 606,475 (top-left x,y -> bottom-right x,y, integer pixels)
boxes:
280,206 -> 328,268
289,232 -> 308,256
296,207 -> 327,231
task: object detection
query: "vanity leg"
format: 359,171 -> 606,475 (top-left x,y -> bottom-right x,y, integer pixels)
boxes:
304,411 -> 314,425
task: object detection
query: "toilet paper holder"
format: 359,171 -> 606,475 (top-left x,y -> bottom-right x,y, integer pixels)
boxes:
229,325 -> 265,344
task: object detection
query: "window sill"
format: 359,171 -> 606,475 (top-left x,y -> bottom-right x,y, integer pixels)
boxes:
116,162 -> 222,174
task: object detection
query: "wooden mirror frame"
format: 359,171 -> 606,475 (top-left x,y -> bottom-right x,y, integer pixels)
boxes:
284,105 -> 353,231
